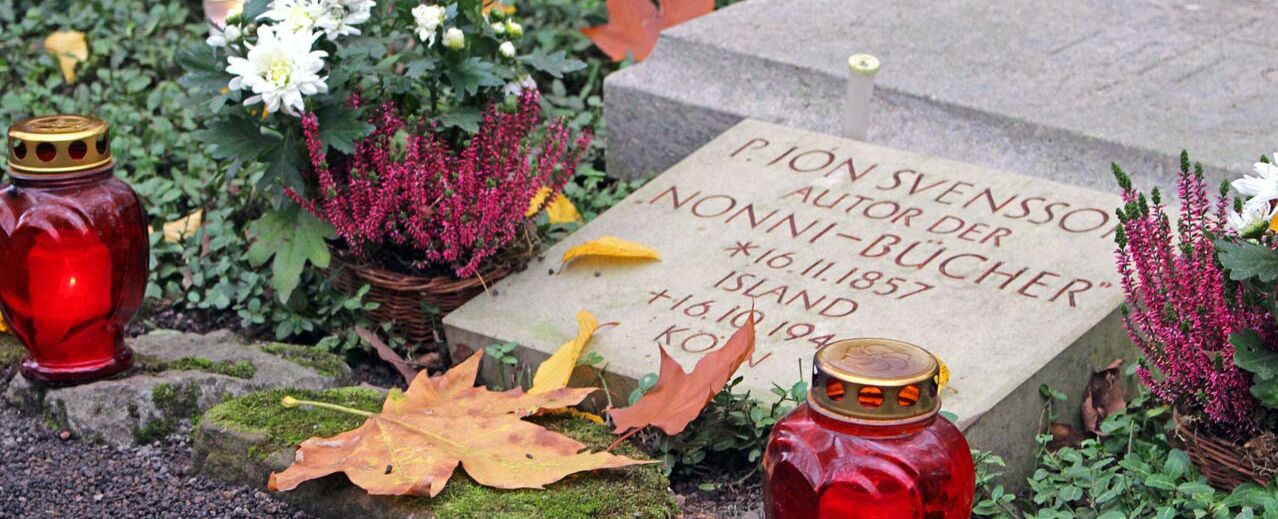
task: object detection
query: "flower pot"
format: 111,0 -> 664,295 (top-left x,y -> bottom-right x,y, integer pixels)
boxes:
330,255 -> 510,346
329,231 -> 539,346
1174,410 -> 1273,491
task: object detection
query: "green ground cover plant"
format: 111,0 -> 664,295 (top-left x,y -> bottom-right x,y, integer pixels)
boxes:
974,382 -> 1278,518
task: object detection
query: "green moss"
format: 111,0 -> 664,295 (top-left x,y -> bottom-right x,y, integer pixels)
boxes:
0,334 -> 25,366
153,382 -> 200,419
134,418 -> 175,444
136,382 -> 201,444
204,388 -> 676,518
260,343 -> 349,378
136,354 -> 257,379
171,358 -> 256,379
204,387 -> 384,450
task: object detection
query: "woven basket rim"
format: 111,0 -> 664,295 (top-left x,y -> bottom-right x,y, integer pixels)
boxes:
1173,409 -> 1272,489
332,253 -> 510,294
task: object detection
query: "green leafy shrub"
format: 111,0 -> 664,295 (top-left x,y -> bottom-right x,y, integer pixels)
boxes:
974,389 -> 1278,518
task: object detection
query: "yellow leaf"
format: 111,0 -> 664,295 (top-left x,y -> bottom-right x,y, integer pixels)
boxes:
536,407 -> 605,425
162,209 -> 204,243
1269,212 -> 1278,233
529,310 -> 600,394
561,236 -> 661,267
0,313 -> 8,334
546,194 -> 581,224
936,358 -> 950,389
44,31 -> 88,83
526,186 -> 552,217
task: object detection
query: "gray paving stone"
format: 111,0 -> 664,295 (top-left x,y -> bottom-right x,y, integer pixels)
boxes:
1,330 -> 350,446
606,0 -> 1273,195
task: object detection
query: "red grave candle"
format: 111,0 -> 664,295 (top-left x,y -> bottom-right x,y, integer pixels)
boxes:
763,339 -> 975,518
0,115 -> 148,384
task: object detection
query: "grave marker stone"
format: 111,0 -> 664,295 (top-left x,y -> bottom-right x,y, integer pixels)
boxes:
444,119 -> 1130,482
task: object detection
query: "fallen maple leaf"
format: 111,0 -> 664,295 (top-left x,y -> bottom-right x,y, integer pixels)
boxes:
561,236 -> 660,268
0,313 -> 8,334
44,30 -> 88,83
610,315 -> 755,436
582,0 -> 714,62
269,350 -> 650,496
529,310 -> 600,394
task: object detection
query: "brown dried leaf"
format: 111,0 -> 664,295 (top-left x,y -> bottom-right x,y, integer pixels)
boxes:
355,326 -> 417,385
1082,358 -> 1127,436
1048,422 -> 1084,451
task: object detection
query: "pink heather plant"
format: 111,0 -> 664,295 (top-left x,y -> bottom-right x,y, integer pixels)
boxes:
287,91 -> 590,279
1113,154 -> 1272,434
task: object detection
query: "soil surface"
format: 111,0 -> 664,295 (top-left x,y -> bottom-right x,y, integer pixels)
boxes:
0,406 -> 308,519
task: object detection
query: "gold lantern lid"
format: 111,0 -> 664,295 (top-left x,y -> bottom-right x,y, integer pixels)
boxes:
809,338 -> 941,424
7,115 -> 113,176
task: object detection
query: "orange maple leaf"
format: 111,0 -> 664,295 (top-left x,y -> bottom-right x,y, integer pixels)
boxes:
268,350 -> 651,497
609,315 -> 755,436
581,0 -> 714,62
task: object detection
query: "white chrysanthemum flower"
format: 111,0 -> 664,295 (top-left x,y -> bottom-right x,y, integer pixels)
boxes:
207,23 -> 242,47
226,26 -> 329,117
1229,197 -> 1275,238
498,41 -> 516,58
443,27 -> 465,50
503,74 -> 537,96
259,0 -> 330,35
491,22 -> 506,34
1233,159 -> 1278,201
318,0 -> 375,40
412,4 -> 446,45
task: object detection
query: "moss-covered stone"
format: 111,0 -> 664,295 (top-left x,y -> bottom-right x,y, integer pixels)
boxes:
137,354 -> 257,379
152,382 -> 201,420
134,382 -> 202,444
197,388 -> 677,519
260,343 -> 349,379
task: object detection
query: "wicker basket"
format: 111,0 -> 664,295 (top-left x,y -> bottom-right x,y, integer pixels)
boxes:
1174,411 -> 1272,491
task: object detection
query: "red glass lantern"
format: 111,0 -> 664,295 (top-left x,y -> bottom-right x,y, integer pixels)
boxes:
0,115 -> 148,384
763,339 -> 975,518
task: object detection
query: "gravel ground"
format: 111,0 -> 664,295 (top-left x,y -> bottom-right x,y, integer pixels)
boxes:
0,406 -> 308,519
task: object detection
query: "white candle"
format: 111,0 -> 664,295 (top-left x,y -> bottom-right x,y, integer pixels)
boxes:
843,53 -> 880,141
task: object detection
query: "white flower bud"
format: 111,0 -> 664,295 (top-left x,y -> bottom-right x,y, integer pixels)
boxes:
492,22 -> 506,34
443,27 -> 465,50
498,41 -> 516,58
505,21 -> 523,38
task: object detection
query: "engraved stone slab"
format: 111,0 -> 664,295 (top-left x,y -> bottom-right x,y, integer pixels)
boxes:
444,119 -> 1131,481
